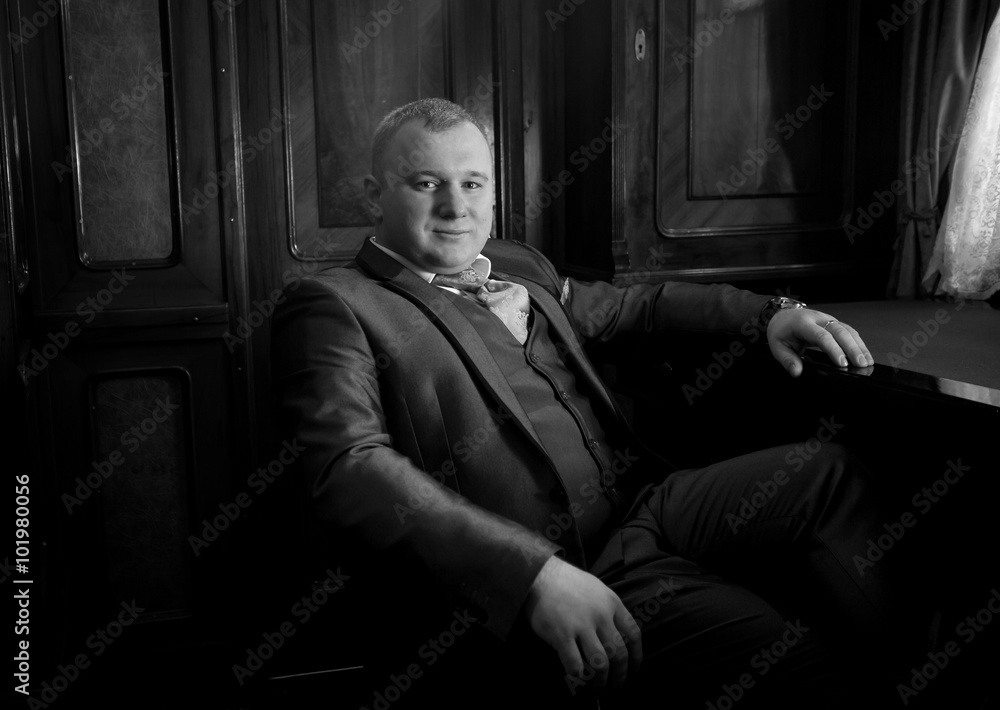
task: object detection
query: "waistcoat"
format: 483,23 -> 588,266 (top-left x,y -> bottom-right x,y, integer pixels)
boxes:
443,290 -> 618,551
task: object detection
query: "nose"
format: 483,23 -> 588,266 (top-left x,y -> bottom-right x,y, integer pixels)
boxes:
437,184 -> 468,219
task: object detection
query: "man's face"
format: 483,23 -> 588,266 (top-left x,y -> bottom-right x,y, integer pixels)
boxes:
366,119 -> 494,274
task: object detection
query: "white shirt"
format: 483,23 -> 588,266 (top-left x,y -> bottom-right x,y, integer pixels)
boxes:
370,237 -> 571,305
370,237 -> 491,295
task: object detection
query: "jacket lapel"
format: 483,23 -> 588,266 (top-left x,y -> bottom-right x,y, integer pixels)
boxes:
356,240 -> 545,452
496,271 -> 621,422
499,268 -> 680,489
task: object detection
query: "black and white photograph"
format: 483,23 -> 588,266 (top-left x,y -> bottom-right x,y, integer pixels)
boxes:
4,1 -> 999,708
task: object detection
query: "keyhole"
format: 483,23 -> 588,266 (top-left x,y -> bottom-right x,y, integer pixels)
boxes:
635,29 -> 646,61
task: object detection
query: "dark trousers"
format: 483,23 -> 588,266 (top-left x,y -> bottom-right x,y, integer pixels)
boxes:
361,442 -> 916,710
588,442 -> 910,709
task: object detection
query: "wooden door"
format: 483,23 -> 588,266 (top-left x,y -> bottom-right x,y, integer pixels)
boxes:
3,0 -> 504,706
6,1 -> 249,705
537,0 -> 906,300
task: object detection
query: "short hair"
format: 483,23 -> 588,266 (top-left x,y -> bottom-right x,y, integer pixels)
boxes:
370,98 -> 490,186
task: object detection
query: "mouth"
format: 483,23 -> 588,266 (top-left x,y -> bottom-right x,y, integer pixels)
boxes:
432,229 -> 470,237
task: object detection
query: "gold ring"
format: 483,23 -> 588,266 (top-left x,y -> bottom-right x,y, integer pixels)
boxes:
822,320 -> 837,330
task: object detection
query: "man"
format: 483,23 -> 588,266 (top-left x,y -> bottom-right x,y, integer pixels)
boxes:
271,98 -> 900,708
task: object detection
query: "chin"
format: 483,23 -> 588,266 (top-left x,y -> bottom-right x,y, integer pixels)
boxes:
437,247 -> 480,266
439,256 -> 477,272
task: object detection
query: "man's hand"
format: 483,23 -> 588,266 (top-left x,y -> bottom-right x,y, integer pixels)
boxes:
522,556 -> 642,692
767,308 -> 874,377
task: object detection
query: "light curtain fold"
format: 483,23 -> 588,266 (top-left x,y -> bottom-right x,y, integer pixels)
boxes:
924,12 -> 1000,299
887,0 -> 997,298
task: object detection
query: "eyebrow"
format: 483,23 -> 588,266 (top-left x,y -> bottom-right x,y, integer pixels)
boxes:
414,170 -> 491,181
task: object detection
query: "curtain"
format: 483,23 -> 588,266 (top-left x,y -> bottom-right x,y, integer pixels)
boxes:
887,0 -> 998,298
924,11 -> 1000,299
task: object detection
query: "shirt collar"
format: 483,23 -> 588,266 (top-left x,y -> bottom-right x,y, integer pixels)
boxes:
370,237 -> 491,284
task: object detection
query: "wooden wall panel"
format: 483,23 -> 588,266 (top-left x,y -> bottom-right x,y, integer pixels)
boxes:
586,0 -> 906,300
91,372 -> 193,615
689,0 -> 827,199
520,0 -> 565,254
560,0 -> 615,278
20,0 -> 225,313
5,0 -> 253,701
64,0 -> 175,264
314,0 -> 446,226
658,0 -> 850,234
282,0 -> 451,261
39,333 -> 235,645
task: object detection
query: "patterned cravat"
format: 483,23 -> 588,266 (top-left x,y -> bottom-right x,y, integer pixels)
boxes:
432,268 -> 531,344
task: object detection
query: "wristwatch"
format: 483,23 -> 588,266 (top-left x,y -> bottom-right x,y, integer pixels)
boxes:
761,296 -> 808,326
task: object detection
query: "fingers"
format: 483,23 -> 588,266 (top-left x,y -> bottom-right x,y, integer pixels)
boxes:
571,626 -> 634,692
767,309 -> 874,375
523,558 -> 642,694
557,606 -> 641,695
578,631 -> 613,689
816,320 -> 874,368
579,603 -> 642,691
778,347 -> 804,376
768,339 -> 805,377
555,636 -> 587,683
836,322 -> 874,367
603,629 -> 629,688
616,604 -> 644,676
596,625 -> 629,689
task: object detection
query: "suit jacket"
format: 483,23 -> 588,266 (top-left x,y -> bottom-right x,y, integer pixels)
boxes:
270,237 -> 770,642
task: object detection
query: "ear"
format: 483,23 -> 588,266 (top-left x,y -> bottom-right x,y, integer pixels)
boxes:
363,174 -> 383,222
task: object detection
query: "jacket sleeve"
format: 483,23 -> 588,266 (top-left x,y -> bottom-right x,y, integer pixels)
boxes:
563,275 -> 773,345
504,240 -> 771,344
270,278 -> 559,640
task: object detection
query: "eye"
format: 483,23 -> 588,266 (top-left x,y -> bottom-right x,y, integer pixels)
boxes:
415,180 -> 437,189
463,182 -> 482,190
